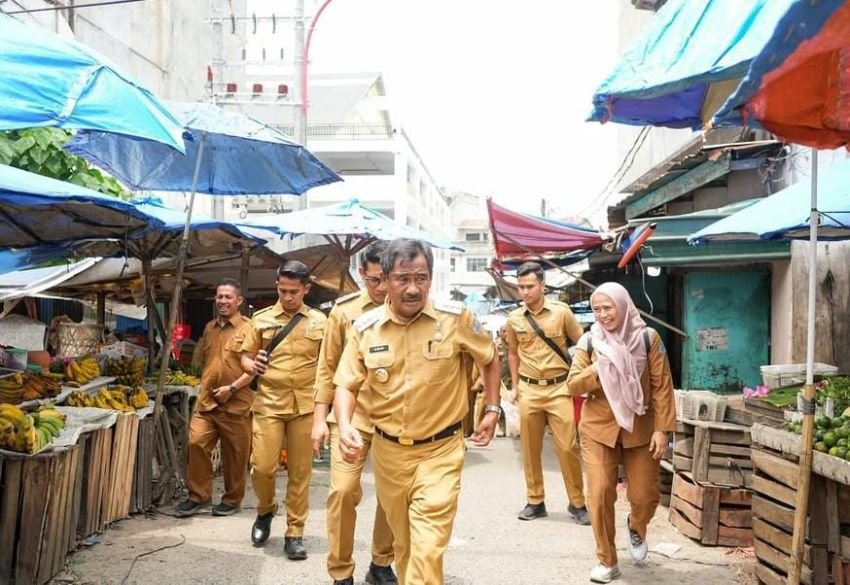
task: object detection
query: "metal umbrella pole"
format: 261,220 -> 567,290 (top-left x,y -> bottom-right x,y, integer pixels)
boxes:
151,133 -> 207,469
788,148 -> 820,585
495,230 -> 687,338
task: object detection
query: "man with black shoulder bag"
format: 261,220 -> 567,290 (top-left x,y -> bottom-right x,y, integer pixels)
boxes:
505,262 -> 590,525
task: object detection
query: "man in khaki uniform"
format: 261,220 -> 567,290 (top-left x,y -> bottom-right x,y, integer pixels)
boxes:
176,278 -> 254,518
312,242 -> 397,585
241,260 -> 327,560
505,261 -> 590,524
333,238 -> 502,585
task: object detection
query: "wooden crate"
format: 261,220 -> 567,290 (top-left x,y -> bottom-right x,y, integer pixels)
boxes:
748,424 -> 850,585
0,447 -> 81,585
105,413 -> 140,524
131,414 -> 156,514
668,471 -> 753,547
77,427 -> 113,541
659,459 -> 674,507
673,418 -> 752,487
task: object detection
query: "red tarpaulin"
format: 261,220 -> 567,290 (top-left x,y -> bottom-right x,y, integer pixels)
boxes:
486,199 -> 604,260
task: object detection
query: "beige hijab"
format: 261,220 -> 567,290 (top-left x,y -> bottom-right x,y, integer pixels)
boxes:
589,282 -> 648,433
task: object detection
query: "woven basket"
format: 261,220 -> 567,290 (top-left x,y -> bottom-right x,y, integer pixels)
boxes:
56,322 -> 104,358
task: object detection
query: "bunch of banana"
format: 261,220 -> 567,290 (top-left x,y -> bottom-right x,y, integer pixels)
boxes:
128,386 -> 150,409
64,356 -> 101,387
0,372 -> 24,405
0,403 -> 25,449
166,370 -> 202,387
93,388 -> 134,412
30,405 -> 66,452
65,390 -> 96,408
19,372 -> 63,402
15,414 -> 37,453
104,356 -> 146,387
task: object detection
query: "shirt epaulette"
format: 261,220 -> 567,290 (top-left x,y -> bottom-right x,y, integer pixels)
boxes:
252,305 -> 274,317
433,299 -> 463,315
335,291 -> 360,305
354,306 -> 383,332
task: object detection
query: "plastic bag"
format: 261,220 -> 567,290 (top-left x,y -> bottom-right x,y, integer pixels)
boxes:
501,398 -> 520,438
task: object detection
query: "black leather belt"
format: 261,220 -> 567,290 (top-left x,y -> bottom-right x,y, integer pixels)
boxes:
375,421 -> 462,446
519,373 -> 568,387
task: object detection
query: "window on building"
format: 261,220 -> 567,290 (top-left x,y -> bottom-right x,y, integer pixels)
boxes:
465,232 -> 482,242
466,257 -> 488,272
450,258 -> 456,271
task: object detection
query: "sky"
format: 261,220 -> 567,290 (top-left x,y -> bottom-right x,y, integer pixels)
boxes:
248,0 -> 624,221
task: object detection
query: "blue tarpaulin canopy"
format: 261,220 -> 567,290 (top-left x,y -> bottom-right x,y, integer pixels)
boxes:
0,163 -> 158,248
0,13 -> 184,150
68,101 -> 341,195
588,0 -> 795,128
689,158 -> 850,244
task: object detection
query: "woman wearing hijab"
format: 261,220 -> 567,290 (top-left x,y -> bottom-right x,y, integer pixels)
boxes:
566,282 -> 676,583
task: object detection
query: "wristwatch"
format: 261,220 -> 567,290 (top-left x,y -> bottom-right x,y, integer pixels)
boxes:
229,384 -> 237,393
484,404 -> 502,417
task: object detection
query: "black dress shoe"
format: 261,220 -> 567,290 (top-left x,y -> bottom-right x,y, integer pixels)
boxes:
517,502 -> 548,521
251,511 -> 274,546
284,536 -> 307,560
333,579 -> 354,585
365,562 -> 398,584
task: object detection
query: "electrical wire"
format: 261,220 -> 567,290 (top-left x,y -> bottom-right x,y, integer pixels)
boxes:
578,126 -> 652,219
3,0 -> 147,14
637,254 -> 654,314
119,534 -> 186,585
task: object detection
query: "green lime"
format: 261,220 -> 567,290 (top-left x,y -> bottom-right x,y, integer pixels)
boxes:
815,442 -> 828,452
816,416 -> 832,429
816,429 -> 827,441
833,417 -> 845,428
836,448 -> 848,459
824,432 -> 838,448
836,427 -> 850,439
786,422 -> 796,432
829,446 -> 841,457
838,438 -> 848,448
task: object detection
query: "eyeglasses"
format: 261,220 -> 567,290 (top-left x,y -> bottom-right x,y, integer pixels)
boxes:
389,272 -> 430,286
363,276 -> 382,286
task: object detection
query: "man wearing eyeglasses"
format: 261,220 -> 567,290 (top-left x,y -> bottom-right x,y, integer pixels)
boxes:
312,241 -> 397,585
332,238 -> 502,585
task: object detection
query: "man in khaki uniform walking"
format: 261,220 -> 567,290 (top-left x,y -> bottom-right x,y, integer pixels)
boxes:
176,278 -> 254,518
333,238 -> 502,585
505,262 -> 590,525
241,260 -> 327,560
312,241 -> 397,585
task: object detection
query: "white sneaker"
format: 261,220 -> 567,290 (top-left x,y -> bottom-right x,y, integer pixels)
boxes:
627,515 -> 648,563
589,564 -> 620,583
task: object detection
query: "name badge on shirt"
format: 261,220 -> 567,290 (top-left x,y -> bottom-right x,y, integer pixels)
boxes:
369,344 -> 389,354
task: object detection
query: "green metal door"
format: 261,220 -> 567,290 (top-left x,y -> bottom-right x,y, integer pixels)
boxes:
683,271 -> 769,392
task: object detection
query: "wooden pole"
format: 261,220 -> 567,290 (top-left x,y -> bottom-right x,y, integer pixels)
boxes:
787,148 -> 820,585
142,258 -> 156,371
95,291 -> 106,326
240,248 -> 250,303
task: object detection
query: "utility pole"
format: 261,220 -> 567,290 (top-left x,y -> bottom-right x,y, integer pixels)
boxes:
292,0 -> 308,211
210,0 -> 226,220
540,198 -> 547,217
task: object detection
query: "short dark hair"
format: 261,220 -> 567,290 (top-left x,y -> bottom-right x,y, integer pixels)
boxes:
360,240 -> 388,270
216,277 -> 242,295
381,238 -> 434,276
516,262 -> 544,282
277,260 -> 311,284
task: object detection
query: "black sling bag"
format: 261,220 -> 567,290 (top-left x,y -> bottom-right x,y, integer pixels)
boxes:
248,313 -> 305,391
524,312 -> 572,367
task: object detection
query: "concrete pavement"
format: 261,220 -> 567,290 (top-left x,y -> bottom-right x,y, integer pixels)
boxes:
56,437 -> 753,584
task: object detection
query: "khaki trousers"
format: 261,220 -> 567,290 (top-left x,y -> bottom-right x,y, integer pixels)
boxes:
327,424 -> 394,580
186,409 -> 252,506
518,385 -> 585,507
372,432 -> 464,585
251,411 -> 313,536
580,434 -> 660,567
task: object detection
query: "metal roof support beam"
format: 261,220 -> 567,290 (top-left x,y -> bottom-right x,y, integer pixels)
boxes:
625,152 -> 731,221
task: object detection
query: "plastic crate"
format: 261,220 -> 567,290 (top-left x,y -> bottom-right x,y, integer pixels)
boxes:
760,363 -> 838,389
675,390 -> 728,422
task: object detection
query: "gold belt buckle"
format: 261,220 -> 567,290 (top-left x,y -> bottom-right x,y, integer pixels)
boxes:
399,436 -> 414,446
539,379 -> 548,386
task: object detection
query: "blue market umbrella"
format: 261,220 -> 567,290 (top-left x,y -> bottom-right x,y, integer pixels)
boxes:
243,197 -> 462,293
68,100 -> 342,421
0,13 -> 184,150
0,163 -> 157,249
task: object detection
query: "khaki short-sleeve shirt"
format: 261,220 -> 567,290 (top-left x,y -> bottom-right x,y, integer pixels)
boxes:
314,290 -> 380,432
193,314 -> 253,416
334,299 -> 495,440
241,302 -> 327,416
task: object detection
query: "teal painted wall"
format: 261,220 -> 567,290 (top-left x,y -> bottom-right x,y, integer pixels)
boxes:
683,271 -> 770,392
